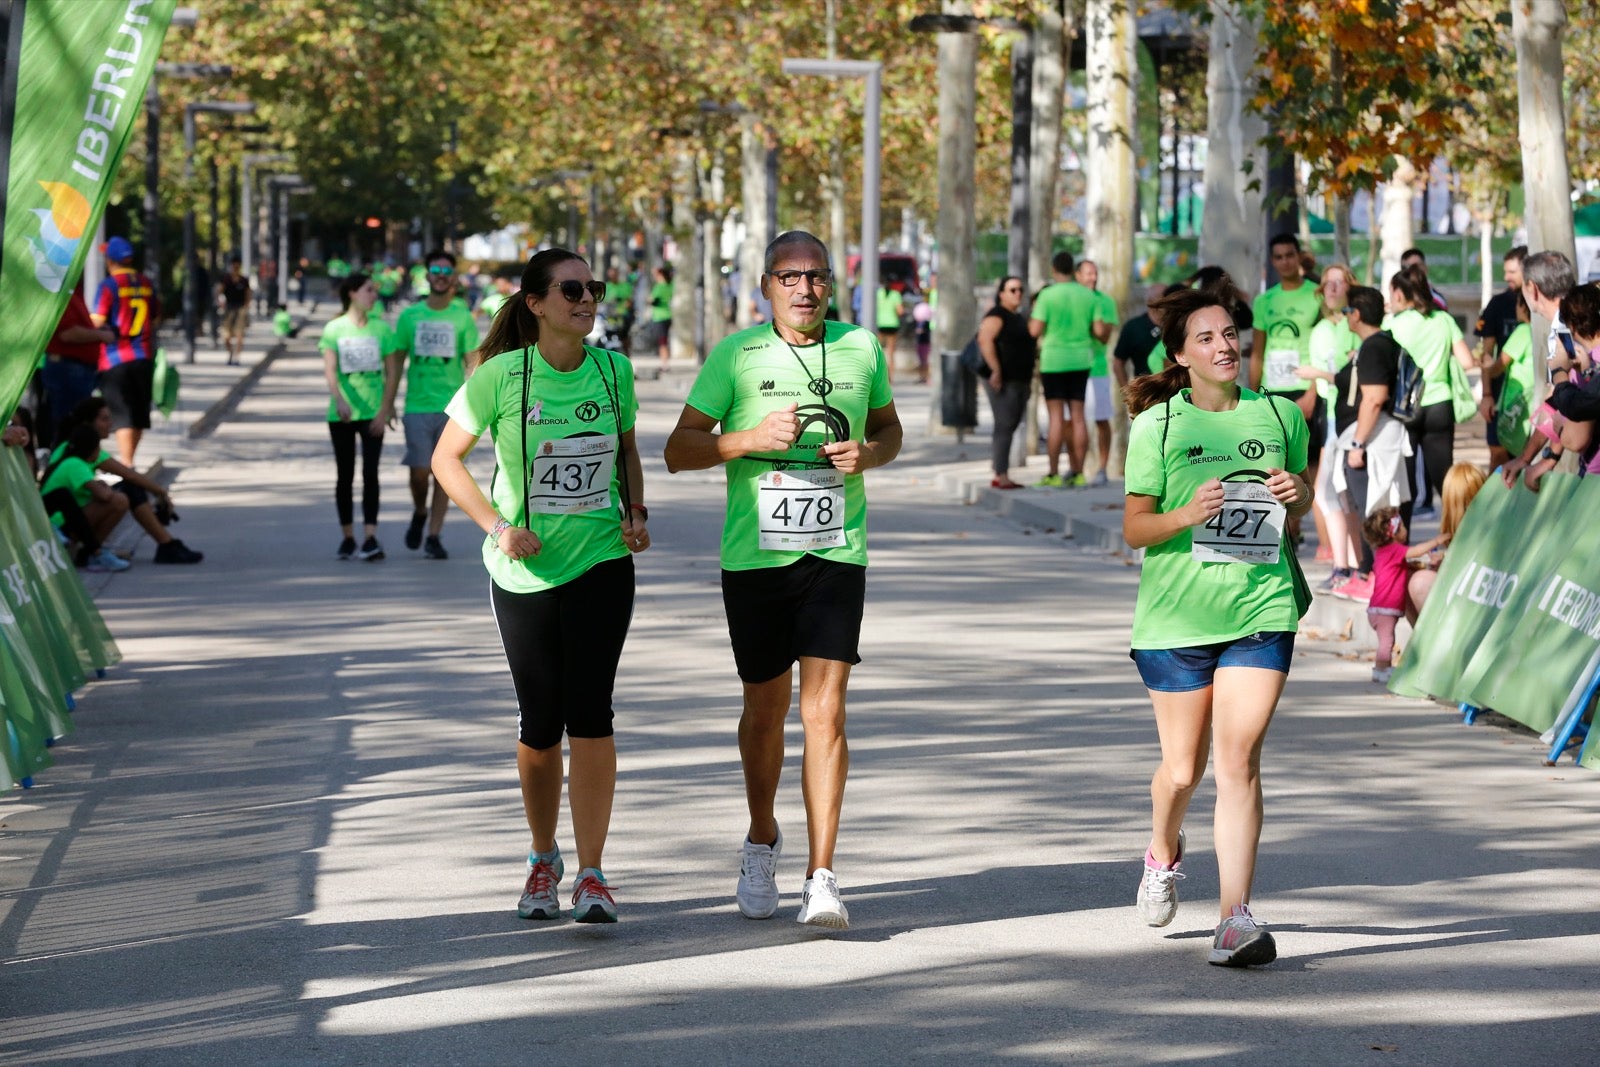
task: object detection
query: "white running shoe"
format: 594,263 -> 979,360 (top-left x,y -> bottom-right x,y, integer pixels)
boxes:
517,848 -> 564,920
1208,903 -> 1277,967
797,867 -> 850,929
571,868 -> 618,924
736,826 -> 782,919
1135,829 -> 1185,928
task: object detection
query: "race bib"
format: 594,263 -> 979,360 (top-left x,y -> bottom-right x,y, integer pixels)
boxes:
1191,482 -> 1286,564
1264,348 -> 1301,391
757,468 -> 844,551
527,436 -> 617,515
337,334 -> 382,374
415,320 -> 456,359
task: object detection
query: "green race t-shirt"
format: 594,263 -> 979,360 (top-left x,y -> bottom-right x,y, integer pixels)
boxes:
1124,389 -> 1310,649
41,454 -> 98,521
1252,282 -> 1323,393
318,314 -> 395,422
1089,290 -> 1118,377
685,321 -> 893,572
1147,340 -> 1168,376
395,301 -> 480,414
650,281 -> 673,323
1495,322 -> 1535,454
444,345 -> 638,594
479,291 -> 509,322
1308,316 -> 1357,405
875,288 -> 902,330
1384,307 -> 1464,407
273,309 -> 293,338
1030,281 -> 1103,372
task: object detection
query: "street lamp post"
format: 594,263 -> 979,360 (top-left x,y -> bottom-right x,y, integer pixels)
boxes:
182,100 -> 255,362
266,175 -> 309,308
780,59 -> 882,326
241,152 -> 290,294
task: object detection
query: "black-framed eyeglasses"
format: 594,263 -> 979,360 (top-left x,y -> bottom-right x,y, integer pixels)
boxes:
1002,284 -> 1024,293
768,269 -> 832,288
542,280 -> 606,302
427,265 -> 455,277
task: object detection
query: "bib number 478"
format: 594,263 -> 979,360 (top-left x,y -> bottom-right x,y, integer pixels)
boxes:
757,468 -> 844,551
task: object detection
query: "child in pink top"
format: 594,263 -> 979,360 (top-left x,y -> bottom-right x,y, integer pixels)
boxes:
1363,507 -> 1409,682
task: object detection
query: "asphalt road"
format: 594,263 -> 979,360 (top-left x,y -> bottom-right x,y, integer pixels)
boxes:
1,333 -> 1595,1065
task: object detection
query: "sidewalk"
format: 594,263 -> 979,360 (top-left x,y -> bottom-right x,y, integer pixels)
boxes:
936,393 -> 1494,655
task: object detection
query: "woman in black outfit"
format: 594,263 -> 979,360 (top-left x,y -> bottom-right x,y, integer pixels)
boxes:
976,275 -> 1036,488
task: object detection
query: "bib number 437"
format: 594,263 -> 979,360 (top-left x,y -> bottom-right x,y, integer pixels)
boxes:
757,468 -> 844,551
528,437 -> 616,515
1191,482 -> 1285,564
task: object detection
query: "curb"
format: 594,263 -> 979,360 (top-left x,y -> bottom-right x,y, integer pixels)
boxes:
186,340 -> 287,440
935,469 -> 1133,554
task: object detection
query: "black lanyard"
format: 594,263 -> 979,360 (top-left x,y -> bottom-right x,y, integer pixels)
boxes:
777,327 -> 836,445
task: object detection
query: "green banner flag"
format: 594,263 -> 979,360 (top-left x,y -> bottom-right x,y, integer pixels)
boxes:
1453,477 -> 1600,733
0,0 -> 177,422
0,448 -> 120,674
1390,478 -> 1577,702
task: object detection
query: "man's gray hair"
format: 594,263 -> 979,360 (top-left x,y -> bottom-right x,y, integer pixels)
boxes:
1525,250 -> 1577,300
764,230 -> 830,273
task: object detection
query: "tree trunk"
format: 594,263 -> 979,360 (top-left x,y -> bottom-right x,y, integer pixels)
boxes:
669,148 -> 698,364
1007,32 -> 1033,285
1028,2 -> 1068,296
1085,0 -> 1136,475
824,0 -> 851,322
1332,192 -> 1353,269
737,114 -> 772,329
1378,155 -> 1417,290
1197,1 -> 1267,295
933,2 -> 979,364
1513,0 -> 1576,266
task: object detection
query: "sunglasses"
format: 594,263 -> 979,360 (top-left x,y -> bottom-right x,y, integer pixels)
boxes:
427,265 -> 455,276
768,269 -> 832,288
542,280 -> 606,302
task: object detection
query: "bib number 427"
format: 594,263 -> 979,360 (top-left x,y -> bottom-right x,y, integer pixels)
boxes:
1191,482 -> 1285,564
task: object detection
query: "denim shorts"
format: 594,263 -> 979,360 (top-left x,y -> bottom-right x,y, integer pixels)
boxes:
1131,631 -> 1296,693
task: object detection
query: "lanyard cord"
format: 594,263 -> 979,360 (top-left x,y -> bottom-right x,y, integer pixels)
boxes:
588,347 -> 632,515
519,345 -> 531,528
778,327 -> 835,447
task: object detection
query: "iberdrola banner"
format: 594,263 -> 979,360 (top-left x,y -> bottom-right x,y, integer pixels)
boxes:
1454,476 -> 1600,733
0,0 -> 177,422
1388,478 -> 1576,703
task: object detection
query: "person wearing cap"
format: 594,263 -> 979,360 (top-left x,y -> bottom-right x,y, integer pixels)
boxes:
90,237 -> 162,467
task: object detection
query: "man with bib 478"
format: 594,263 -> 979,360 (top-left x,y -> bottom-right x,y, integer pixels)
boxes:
665,230 -> 901,930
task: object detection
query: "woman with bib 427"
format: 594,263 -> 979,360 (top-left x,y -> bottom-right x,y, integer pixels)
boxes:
432,249 -> 649,925
1121,284 -> 1313,968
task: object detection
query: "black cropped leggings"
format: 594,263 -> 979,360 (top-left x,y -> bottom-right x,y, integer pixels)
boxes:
490,554 -> 635,751
1408,400 -> 1454,509
328,419 -> 383,527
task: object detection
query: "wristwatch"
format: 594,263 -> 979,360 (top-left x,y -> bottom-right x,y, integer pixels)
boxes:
628,503 -> 649,522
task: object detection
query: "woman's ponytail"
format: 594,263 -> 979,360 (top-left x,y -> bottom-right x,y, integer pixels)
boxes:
1125,362 -> 1190,417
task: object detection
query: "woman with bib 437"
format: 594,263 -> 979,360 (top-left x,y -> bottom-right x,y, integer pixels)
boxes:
432,249 -> 649,924
1121,284 -> 1313,968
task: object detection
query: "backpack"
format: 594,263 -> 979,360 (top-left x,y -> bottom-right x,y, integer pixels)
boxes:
1388,337 -> 1426,427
